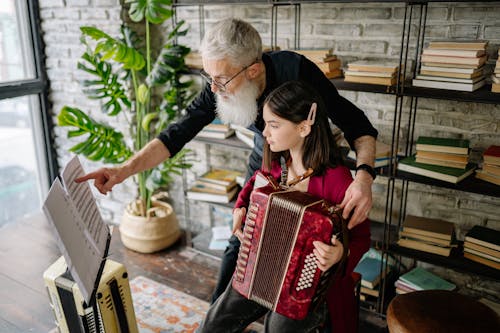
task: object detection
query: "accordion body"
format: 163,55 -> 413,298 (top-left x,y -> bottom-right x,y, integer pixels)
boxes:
232,183 -> 346,320
43,256 -> 139,333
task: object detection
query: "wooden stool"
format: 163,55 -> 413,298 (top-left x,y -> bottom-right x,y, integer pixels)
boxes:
386,290 -> 499,333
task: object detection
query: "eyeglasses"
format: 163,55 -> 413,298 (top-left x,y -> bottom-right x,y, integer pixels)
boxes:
200,60 -> 258,92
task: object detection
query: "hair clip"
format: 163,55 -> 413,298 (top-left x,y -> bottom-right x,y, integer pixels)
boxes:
306,102 -> 317,126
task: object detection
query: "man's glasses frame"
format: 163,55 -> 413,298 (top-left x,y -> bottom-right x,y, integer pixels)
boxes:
200,59 -> 258,92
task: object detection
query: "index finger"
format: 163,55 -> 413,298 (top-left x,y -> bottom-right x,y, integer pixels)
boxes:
75,171 -> 100,183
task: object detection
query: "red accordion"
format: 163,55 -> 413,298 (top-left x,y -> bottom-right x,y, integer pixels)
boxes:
232,180 -> 348,320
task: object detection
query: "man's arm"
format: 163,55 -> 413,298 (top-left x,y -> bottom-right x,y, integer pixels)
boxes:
76,138 -> 170,194
340,135 -> 376,229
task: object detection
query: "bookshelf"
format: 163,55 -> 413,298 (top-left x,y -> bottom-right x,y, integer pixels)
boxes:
174,0 -> 500,321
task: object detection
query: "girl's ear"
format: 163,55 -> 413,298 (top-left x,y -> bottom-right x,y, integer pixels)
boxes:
299,121 -> 312,138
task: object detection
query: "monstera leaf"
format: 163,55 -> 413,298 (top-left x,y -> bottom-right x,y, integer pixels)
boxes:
81,26 -> 145,70
78,50 -> 131,116
126,0 -> 173,24
58,106 -> 132,164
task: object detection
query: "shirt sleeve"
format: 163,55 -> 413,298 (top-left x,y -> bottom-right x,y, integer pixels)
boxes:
299,56 -> 378,148
156,83 -> 217,156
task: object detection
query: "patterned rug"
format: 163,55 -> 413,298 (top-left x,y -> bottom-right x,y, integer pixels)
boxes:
130,275 -> 263,333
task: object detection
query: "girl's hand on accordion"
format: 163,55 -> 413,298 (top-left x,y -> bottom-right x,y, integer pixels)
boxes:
313,235 -> 344,272
232,207 -> 246,242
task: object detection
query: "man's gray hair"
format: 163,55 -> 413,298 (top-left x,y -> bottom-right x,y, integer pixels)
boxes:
200,18 -> 262,67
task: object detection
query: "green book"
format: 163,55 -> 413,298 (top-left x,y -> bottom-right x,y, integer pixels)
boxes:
399,267 -> 456,291
397,155 -> 475,184
416,136 -> 469,155
354,257 -> 390,289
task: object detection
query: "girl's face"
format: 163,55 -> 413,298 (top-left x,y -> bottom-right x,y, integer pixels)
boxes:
262,104 -> 306,153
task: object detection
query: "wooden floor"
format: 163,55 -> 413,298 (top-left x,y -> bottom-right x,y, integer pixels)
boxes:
0,213 -> 387,333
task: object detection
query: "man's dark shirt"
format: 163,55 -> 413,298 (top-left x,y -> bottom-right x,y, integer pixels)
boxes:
158,51 -> 378,157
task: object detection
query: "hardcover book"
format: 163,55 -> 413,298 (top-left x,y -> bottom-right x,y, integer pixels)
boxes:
397,156 -> 475,184
427,40 -> 488,50
464,226 -> 500,252
420,65 -> 484,74
398,267 -> 456,291
399,230 -> 452,247
483,145 -> 500,165
412,77 -> 486,92
422,48 -> 486,58
344,75 -> 397,86
186,185 -> 238,204
416,150 -> 469,163
416,136 -> 469,155
402,215 -> 455,241
475,170 -> 500,186
347,60 -> 399,73
464,241 -> 500,258
198,168 -> 243,187
415,156 -> 467,169
354,257 -> 390,289
397,238 -> 452,257
421,54 -> 487,67
463,252 -> 500,270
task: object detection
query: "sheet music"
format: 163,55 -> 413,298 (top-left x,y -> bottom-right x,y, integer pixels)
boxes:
43,155 -> 110,304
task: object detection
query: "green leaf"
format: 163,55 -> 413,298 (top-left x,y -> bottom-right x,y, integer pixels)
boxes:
81,26 -> 145,70
58,106 -> 132,164
126,0 -> 172,24
145,148 -> 195,192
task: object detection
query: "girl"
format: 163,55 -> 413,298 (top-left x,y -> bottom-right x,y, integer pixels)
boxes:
198,81 -> 371,333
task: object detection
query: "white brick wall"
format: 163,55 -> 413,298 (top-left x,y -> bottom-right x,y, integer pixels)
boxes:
40,1 -> 500,297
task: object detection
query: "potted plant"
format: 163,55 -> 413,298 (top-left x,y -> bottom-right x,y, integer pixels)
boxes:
57,0 -> 196,253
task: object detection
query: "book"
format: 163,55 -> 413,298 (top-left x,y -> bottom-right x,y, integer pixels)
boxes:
420,65 -> 484,74
464,241 -> 500,259
419,69 -> 483,79
347,60 -> 399,73
361,286 -> 380,298
398,267 -> 456,291
493,83 -> 500,93
416,136 -> 469,155
42,155 -> 111,304
397,155 -> 476,184
412,77 -> 486,92
416,150 -> 469,163
427,40 -> 488,50
292,49 -> 334,64
483,163 -> 500,177
401,215 -> 455,241
400,230 -> 452,247
187,180 -> 235,196
343,70 -> 395,78
196,128 -> 235,139
415,156 -> 467,169
344,75 -> 397,86
198,168 -> 243,187
422,48 -> 486,58
186,185 -> 238,203
324,69 -> 343,79
483,145 -> 500,165
354,256 -> 390,289
463,251 -> 500,270
421,54 -> 487,67
414,74 -> 484,84
475,169 -> 500,186
397,238 -> 452,257
465,226 -> 500,252
209,225 -> 232,250
316,60 -> 341,72
464,247 -> 500,263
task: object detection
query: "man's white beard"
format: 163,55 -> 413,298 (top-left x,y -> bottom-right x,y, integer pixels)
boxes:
215,79 -> 260,127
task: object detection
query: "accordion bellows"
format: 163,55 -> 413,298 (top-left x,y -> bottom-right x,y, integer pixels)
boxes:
232,184 -> 346,320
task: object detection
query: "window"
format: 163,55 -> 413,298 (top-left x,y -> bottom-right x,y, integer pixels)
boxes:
0,0 -> 56,226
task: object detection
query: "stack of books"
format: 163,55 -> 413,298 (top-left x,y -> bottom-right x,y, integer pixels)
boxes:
397,215 -> 456,257
463,225 -> 500,270
413,40 -> 488,92
196,121 -> 235,140
492,49 -> 500,93
186,168 -> 242,203
397,136 -> 476,184
230,124 -> 255,148
344,61 -> 399,86
395,267 -> 456,294
476,145 -> 500,186
294,49 -> 342,79
354,248 -> 393,301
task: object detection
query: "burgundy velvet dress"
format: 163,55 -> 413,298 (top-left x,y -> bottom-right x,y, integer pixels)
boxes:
234,161 -> 371,333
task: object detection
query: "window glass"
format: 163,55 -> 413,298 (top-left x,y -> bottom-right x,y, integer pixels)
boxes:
0,0 -> 35,82
0,95 -> 46,226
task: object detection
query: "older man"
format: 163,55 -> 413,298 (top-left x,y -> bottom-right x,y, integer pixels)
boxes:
77,18 -> 377,314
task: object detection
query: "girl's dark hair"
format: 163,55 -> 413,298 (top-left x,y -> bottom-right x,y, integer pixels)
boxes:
262,80 -> 342,176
